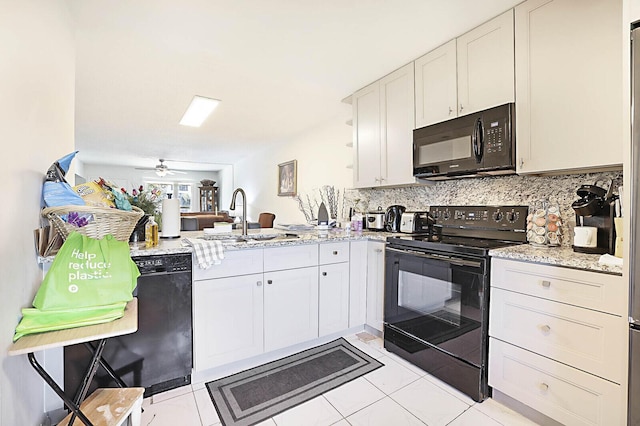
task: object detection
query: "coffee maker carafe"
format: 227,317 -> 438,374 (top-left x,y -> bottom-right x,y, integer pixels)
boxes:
385,205 -> 406,232
571,183 -> 617,254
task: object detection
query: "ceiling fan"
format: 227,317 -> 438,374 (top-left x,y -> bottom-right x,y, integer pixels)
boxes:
135,159 -> 188,177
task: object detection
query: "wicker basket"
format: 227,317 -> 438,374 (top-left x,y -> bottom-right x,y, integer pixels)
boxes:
42,205 -> 145,241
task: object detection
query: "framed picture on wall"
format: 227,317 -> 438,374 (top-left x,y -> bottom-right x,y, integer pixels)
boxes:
278,160 -> 297,196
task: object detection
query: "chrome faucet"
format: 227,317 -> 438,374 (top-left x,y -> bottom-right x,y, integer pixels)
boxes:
230,188 -> 248,236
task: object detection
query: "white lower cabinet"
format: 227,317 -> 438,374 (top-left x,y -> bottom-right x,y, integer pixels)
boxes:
488,258 -> 626,425
319,262 -> 350,336
489,338 -> 622,426
264,266 -> 319,352
366,241 -> 386,332
193,273 -> 264,372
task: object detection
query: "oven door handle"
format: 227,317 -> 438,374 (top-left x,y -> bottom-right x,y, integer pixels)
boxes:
386,247 -> 482,268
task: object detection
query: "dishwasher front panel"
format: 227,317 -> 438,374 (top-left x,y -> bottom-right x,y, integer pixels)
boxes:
64,253 -> 193,398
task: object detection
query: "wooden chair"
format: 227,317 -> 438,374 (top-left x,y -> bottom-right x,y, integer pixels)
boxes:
258,212 -> 276,228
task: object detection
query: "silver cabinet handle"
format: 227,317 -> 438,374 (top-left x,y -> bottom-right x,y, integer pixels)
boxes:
333,251 -> 338,255
257,281 -> 262,287
322,272 -> 327,276
541,280 -> 551,288
540,325 -> 551,333
267,279 -> 273,285
519,158 -> 524,168
539,382 -> 549,391
459,104 -> 464,113
448,106 -> 453,115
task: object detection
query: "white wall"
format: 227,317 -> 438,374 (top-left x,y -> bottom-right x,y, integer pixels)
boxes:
233,111 -> 353,224
0,1 -> 75,424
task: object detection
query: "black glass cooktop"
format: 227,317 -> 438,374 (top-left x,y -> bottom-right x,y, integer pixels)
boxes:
386,234 -> 525,257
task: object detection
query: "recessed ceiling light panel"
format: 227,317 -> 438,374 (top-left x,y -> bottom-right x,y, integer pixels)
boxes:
180,96 -> 220,127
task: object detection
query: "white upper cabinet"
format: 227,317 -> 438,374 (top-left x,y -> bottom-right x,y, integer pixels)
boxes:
414,40 -> 458,128
352,83 -> 381,188
353,63 -> 415,188
414,10 -> 514,128
515,0 -> 622,174
457,10 -> 515,116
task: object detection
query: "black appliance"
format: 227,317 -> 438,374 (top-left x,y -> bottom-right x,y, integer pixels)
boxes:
571,183 -> 618,255
413,103 -> 515,180
385,205 -> 406,232
64,253 -> 193,398
384,205 -> 528,402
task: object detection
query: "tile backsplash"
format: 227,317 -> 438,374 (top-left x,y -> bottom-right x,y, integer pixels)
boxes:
345,171 -> 622,247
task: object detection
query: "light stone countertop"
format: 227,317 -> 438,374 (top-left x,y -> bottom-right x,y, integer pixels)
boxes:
38,229 -> 392,263
489,244 -> 623,276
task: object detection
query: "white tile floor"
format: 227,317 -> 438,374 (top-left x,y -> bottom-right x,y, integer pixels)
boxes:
140,334 -> 539,426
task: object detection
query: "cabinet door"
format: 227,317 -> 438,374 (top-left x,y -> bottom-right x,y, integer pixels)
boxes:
366,241 -> 386,332
457,10 -> 514,116
264,267 -> 319,352
352,82 -> 381,188
515,0 -> 622,174
319,262 -> 350,336
414,40 -> 458,128
192,274 -> 264,371
349,241 -> 368,327
379,63 -> 416,187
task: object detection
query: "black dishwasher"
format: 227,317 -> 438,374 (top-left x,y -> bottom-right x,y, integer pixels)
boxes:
64,253 -> 193,398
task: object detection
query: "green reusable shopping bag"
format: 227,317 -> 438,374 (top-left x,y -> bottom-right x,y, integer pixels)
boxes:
13,302 -> 127,341
32,231 -> 139,310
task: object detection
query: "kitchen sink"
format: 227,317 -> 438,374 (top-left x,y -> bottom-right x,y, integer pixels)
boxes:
202,233 -> 297,243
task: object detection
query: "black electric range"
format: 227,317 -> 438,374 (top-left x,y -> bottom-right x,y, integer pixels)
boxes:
383,205 -> 528,402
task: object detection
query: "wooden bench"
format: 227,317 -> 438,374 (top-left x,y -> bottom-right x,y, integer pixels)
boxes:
58,388 -> 144,426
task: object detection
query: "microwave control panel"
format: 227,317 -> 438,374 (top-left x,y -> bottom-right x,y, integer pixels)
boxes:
484,121 -> 504,154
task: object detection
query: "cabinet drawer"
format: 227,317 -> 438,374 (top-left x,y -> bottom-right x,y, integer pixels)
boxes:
489,288 -> 626,383
192,248 -> 263,281
489,338 -> 622,426
319,242 -> 350,264
491,258 -> 625,315
264,244 -> 318,272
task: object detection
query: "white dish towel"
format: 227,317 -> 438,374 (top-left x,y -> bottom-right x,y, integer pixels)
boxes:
182,238 -> 225,269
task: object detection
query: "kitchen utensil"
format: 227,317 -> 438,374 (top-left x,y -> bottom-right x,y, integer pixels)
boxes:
573,226 -> 598,248
385,205 -> 406,232
366,207 -> 386,231
317,202 -> 329,225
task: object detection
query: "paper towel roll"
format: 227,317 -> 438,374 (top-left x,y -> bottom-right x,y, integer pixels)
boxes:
161,198 -> 181,238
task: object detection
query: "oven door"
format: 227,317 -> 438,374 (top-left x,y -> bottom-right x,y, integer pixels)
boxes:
384,247 -> 487,368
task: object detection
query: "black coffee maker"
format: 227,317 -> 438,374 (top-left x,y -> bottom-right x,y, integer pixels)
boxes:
385,205 -> 406,232
571,183 -> 617,254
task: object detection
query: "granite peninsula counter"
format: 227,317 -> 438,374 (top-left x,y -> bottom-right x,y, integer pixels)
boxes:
38,229 -> 393,263
489,244 -> 623,276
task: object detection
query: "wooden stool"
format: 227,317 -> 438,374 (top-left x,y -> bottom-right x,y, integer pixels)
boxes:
58,388 -> 144,426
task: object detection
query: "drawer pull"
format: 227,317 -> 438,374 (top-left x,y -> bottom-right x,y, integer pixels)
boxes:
539,382 -> 549,391
541,280 -> 551,288
267,280 -> 273,285
322,272 -> 327,276
540,324 -> 551,333
333,251 -> 338,255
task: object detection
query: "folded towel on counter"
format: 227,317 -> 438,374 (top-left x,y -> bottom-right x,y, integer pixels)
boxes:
598,253 -> 623,267
182,238 -> 225,269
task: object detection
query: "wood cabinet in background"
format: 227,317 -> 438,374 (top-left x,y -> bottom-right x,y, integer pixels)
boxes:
514,0 -> 622,174
353,63 -> 415,188
199,186 -> 218,212
414,10 -> 514,128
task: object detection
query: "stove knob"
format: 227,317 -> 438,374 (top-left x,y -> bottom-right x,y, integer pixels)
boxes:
442,211 -> 451,220
507,211 -> 520,223
431,210 -> 440,220
492,211 -> 504,222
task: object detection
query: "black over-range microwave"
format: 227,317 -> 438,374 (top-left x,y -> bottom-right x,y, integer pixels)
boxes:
413,103 -> 515,180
